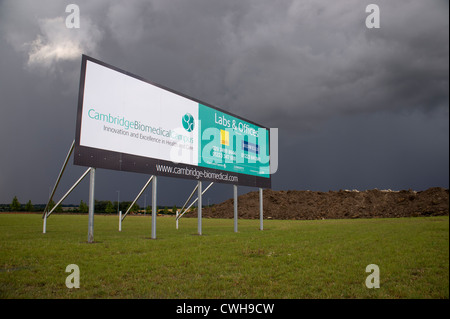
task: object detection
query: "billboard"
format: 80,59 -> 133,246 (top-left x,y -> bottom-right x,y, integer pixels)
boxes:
74,55 -> 271,188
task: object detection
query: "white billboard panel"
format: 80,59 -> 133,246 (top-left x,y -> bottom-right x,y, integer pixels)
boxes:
80,60 -> 199,166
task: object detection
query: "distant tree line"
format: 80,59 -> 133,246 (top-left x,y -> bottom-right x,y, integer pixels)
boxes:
1,196 -> 185,215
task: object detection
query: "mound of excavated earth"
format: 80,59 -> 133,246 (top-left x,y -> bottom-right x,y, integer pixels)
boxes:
183,187 -> 449,220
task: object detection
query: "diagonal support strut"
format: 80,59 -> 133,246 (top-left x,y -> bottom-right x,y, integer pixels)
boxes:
176,182 -> 214,222
121,175 -> 154,222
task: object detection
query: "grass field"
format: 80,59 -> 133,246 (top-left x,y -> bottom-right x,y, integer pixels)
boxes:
0,213 -> 448,299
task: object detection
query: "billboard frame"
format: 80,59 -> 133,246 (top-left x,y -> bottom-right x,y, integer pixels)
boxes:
74,55 -> 271,188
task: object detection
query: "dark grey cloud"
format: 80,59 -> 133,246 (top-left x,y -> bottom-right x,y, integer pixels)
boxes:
0,0 -> 448,206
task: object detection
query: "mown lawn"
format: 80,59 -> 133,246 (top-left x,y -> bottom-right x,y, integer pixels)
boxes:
0,214 -> 448,298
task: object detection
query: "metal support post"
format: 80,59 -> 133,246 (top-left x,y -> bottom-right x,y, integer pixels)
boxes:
87,168 -> 95,243
234,185 -> 238,233
47,168 -> 92,218
42,140 -> 75,219
198,181 -> 202,235
259,188 -> 263,231
176,182 -> 214,222
179,184 -> 198,218
151,176 -> 157,239
43,167 -> 92,233
119,211 -> 122,232
43,212 -> 47,234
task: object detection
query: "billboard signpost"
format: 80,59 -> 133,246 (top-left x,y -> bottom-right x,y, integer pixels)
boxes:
64,55 -> 272,240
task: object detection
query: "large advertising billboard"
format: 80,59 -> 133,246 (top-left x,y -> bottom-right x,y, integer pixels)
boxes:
74,55 -> 271,188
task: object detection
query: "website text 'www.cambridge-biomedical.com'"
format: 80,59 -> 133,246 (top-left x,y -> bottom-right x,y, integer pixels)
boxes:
156,164 -> 239,183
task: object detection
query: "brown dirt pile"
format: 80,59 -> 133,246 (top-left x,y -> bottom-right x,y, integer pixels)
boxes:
184,187 -> 449,220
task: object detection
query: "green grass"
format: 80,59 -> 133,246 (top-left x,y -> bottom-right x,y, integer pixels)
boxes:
0,214 -> 448,299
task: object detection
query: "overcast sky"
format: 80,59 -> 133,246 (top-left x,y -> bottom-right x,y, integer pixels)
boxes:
0,0 -> 448,207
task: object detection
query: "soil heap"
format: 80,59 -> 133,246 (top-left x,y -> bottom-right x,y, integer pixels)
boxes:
183,187 -> 449,220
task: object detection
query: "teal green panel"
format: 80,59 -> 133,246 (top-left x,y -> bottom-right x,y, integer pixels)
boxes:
198,104 -> 270,178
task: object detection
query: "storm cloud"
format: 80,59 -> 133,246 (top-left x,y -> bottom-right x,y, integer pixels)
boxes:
0,0 -> 448,206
